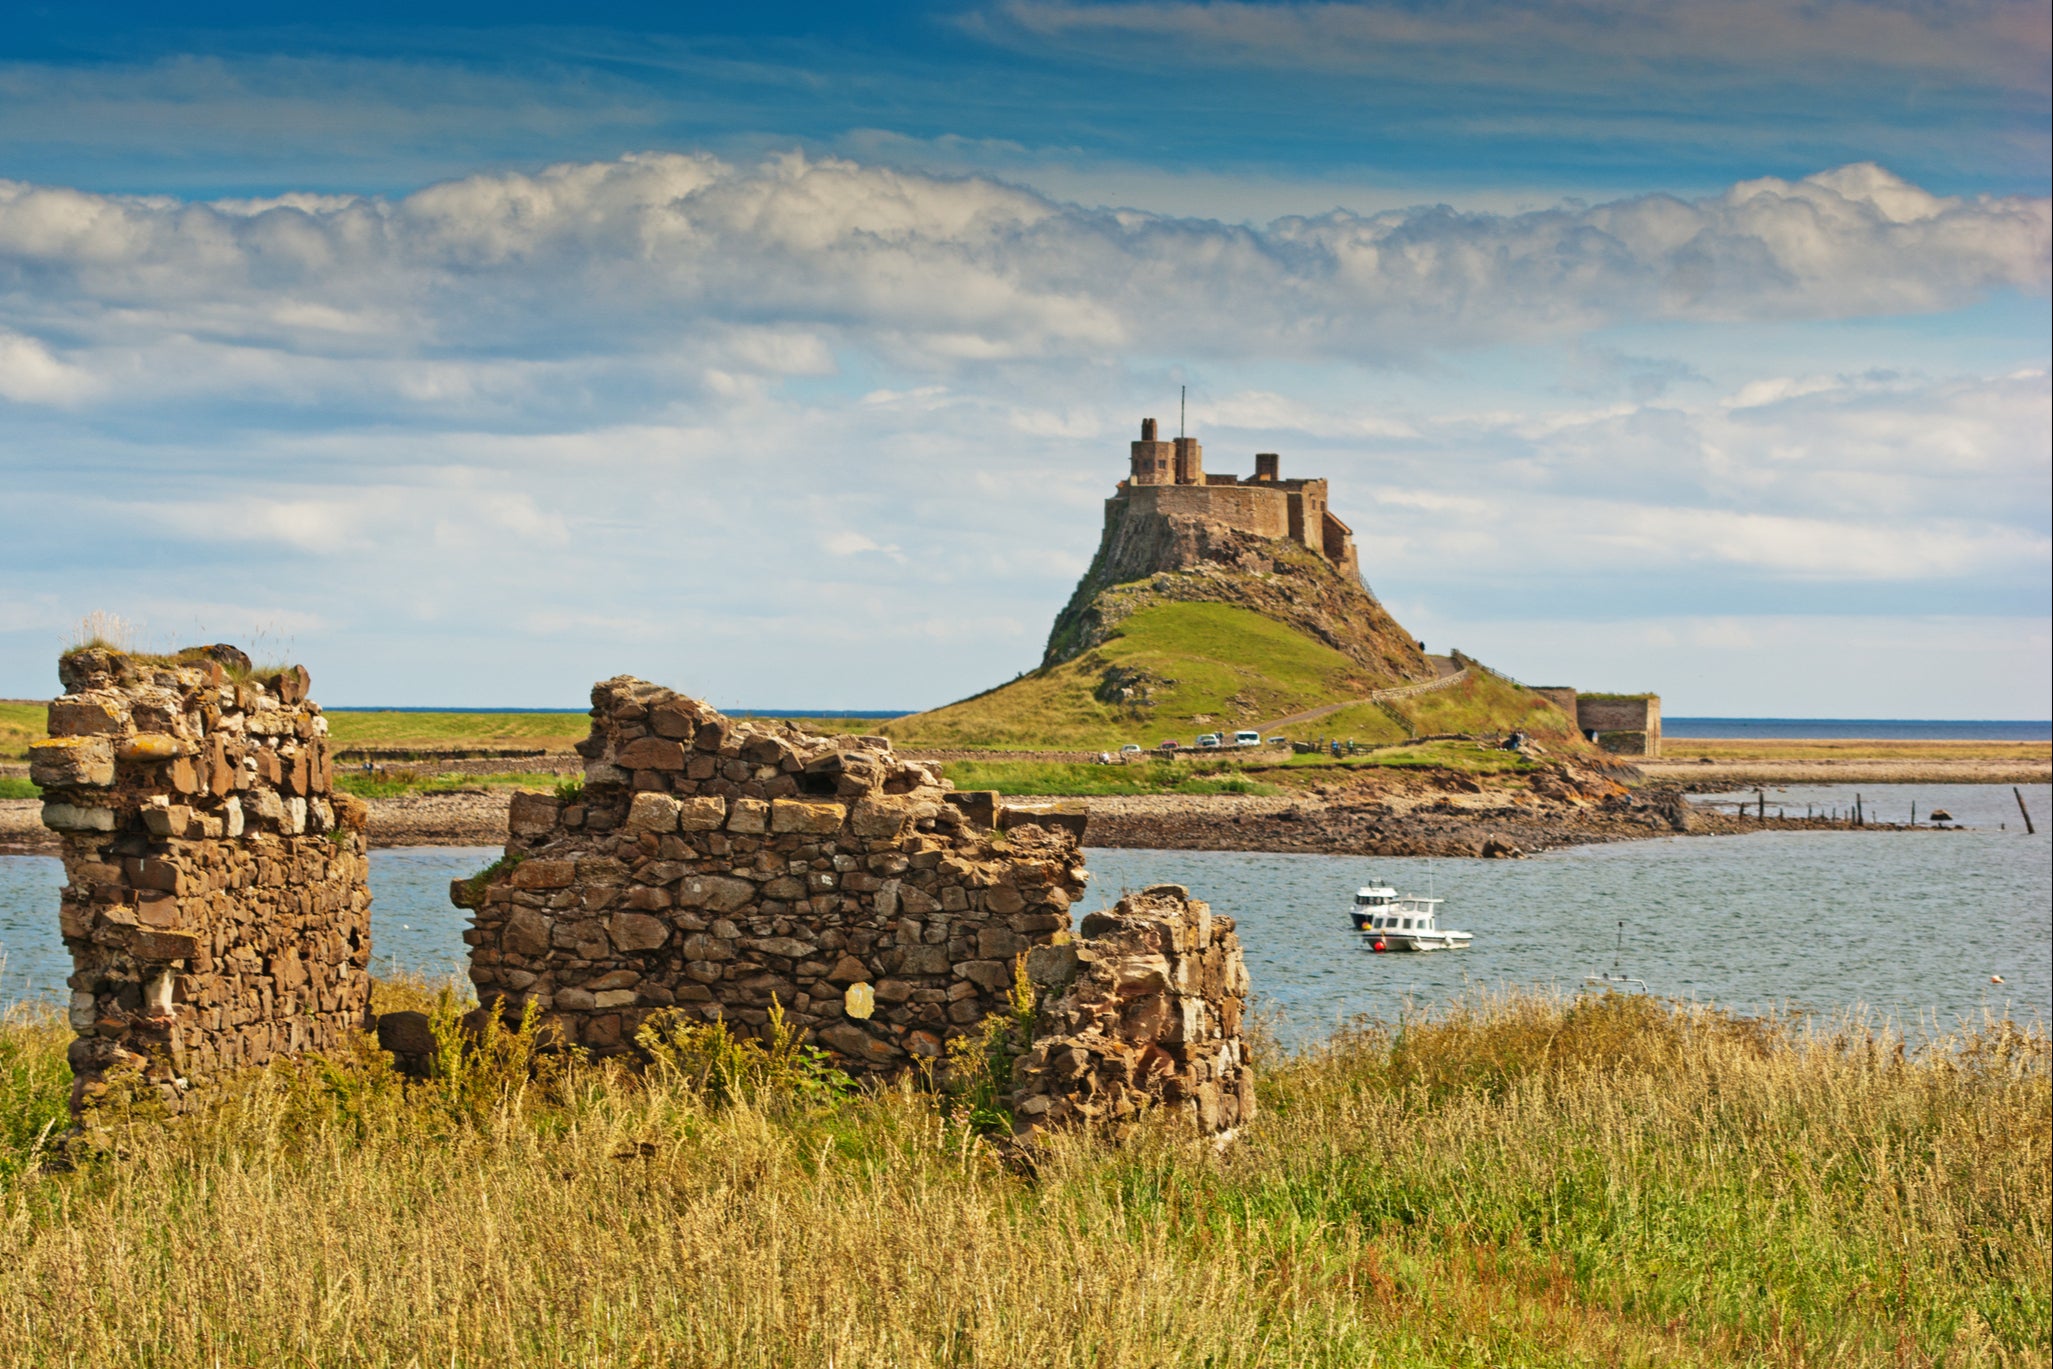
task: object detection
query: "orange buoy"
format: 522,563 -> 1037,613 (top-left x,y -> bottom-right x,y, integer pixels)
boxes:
1373,940 -> 1387,953
1992,975 -> 2005,984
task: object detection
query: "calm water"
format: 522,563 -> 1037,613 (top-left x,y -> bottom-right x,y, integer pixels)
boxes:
4,787 -> 2046,1042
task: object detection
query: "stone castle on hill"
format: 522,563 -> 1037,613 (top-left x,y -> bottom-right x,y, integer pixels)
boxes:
1119,418 -> 1359,578
1040,417 -> 1430,682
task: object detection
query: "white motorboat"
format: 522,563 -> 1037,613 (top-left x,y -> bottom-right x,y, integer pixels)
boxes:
1352,884 -> 1473,952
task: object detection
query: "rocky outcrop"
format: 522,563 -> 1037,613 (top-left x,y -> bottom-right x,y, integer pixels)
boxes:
458,678 -> 1092,1068
34,646 -> 370,1118
1043,500 -> 1430,683
1013,884 -> 1253,1137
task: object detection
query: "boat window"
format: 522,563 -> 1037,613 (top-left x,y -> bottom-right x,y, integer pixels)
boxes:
1402,918 -> 1413,929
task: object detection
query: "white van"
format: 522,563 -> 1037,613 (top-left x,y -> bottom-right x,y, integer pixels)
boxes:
1233,730 -> 1262,748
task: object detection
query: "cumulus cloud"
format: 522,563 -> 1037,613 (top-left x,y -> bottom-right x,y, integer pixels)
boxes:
0,154 -> 2042,421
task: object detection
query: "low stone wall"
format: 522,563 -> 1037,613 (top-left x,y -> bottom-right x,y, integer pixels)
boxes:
32,646 -> 371,1116
457,678 -> 1091,1069
1578,696 -> 1662,757
1013,884 -> 1254,1137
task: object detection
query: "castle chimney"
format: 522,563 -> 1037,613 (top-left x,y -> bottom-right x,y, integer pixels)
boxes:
1173,436 -> 1204,485
1141,417 -> 1158,442
1130,417 -> 1174,486
1254,452 -> 1280,482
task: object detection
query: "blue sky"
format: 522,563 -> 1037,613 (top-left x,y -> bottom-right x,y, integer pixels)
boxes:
1,0 -> 2047,714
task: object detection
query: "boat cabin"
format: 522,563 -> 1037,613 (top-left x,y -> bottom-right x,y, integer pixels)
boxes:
1361,896 -> 1444,934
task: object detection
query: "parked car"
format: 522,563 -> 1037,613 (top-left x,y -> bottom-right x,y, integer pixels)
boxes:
1195,733 -> 1224,749
1157,740 -> 1181,751
1119,743 -> 1143,755
1233,730 -> 1262,747
1266,736 -> 1288,748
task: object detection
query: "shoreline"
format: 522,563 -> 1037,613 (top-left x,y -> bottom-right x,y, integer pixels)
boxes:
0,782 -> 1990,859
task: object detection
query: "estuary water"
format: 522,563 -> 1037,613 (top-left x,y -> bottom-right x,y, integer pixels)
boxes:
3,785 -> 2045,1044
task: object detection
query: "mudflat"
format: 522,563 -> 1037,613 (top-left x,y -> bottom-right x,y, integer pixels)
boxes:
1647,737 -> 2048,786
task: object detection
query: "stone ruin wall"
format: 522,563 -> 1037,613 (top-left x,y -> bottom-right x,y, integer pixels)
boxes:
458,679 -> 1256,1137
457,677 -> 1093,1068
1015,884 -> 1254,1137
1577,696 -> 1662,757
31,647 -> 371,1116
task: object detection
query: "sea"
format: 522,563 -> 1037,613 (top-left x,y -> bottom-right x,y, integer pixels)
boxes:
4,781 -> 2045,1044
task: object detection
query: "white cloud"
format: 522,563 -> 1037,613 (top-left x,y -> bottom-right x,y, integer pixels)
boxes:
0,155 -> 2042,423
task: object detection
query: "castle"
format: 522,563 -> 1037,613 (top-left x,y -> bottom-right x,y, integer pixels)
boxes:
1116,417 -> 1359,576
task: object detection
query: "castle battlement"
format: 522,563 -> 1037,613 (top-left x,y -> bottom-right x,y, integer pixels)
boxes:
1117,417 -> 1358,574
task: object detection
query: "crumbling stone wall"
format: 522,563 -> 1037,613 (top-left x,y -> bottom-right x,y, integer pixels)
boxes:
1012,884 -> 1254,1137
32,646 -> 371,1116
457,678 -> 1091,1069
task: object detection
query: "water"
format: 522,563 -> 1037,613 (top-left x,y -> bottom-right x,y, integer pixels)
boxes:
4,789 -> 2046,1044
1664,717 -> 2050,740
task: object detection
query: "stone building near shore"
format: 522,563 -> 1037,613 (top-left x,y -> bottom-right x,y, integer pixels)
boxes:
1529,688 -> 1663,757
31,646 -> 370,1117
1121,417 -> 1359,575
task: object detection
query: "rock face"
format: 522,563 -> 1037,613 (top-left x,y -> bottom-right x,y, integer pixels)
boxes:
1013,884 -> 1254,1137
1043,465 -> 1430,685
36,647 -> 371,1118
459,677 -> 1092,1068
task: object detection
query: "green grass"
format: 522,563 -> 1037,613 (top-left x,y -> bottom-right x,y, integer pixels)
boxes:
0,700 -> 44,763
1273,738 -> 1541,776
1393,669 -> 1582,739
324,710 -> 592,752
0,777 -> 40,800
1271,699 -> 1413,746
0,989 -> 2042,1365
887,602 -> 1384,751
331,770 -> 567,799
939,759 -> 1281,797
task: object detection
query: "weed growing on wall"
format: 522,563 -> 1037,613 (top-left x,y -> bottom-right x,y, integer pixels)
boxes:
944,957 -> 1039,1135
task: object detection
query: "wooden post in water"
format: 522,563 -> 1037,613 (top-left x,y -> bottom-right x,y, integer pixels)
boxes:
2016,787 -> 2036,835
1757,789 -> 1766,820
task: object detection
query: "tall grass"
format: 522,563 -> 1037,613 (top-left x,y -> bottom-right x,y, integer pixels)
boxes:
0,990 -> 2043,1366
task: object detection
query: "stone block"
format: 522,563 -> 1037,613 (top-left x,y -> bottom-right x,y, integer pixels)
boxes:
771,799 -> 846,834
141,803 -> 194,839
678,795 -> 729,830
678,874 -> 755,913
118,733 -> 192,762
30,737 -> 115,788
41,802 -> 116,833
511,859 -> 577,890
609,912 -> 670,952
625,792 -> 682,834
132,930 -> 202,962
616,737 -> 687,771
727,798 -> 769,833
504,909 -> 552,956
47,697 -> 124,737
508,791 -> 563,838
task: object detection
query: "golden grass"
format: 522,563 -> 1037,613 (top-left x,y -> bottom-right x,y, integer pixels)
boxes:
0,989 -> 2043,1366
1663,737 -> 2051,762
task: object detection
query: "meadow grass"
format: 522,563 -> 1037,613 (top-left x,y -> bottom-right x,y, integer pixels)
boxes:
1661,738 -> 2053,763
0,701 -> 44,763
1393,670 -> 1582,740
940,758 -> 1282,797
324,710 -> 592,751
885,603 -> 1381,751
0,777 -> 39,800
330,769 -> 569,800
0,989 -> 2040,1368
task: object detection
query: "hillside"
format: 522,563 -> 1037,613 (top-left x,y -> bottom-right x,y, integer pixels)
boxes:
1043,504 -> 1430,681
885,602 -> 1383,749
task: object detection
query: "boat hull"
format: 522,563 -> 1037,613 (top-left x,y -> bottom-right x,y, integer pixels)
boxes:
1365,931 -> 1473,952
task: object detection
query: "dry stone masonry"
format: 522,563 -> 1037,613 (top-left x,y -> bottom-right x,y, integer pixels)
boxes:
1013,884 -> 1254,1137
457,677 -> 1094,1070
33,646 -> 371,1117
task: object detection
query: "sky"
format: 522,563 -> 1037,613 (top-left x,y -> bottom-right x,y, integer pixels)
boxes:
0,0 -> 2047,716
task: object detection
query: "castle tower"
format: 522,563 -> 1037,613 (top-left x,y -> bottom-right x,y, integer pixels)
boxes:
1173,435 -> 1204,485
1130,417 -> 1174,486
1253,452 -> 1279,482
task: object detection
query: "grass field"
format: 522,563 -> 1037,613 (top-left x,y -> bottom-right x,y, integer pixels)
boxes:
330,770 -> 569,799
1662,737 -> 2052,762
885,603 -> 1384,750
939,758 -> 1282,797
0,988 -> 2042,1366
0,701 -> 43,763
324,710 -> 592,752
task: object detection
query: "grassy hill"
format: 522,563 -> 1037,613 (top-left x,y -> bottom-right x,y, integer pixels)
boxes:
885,602 -> 1386,750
